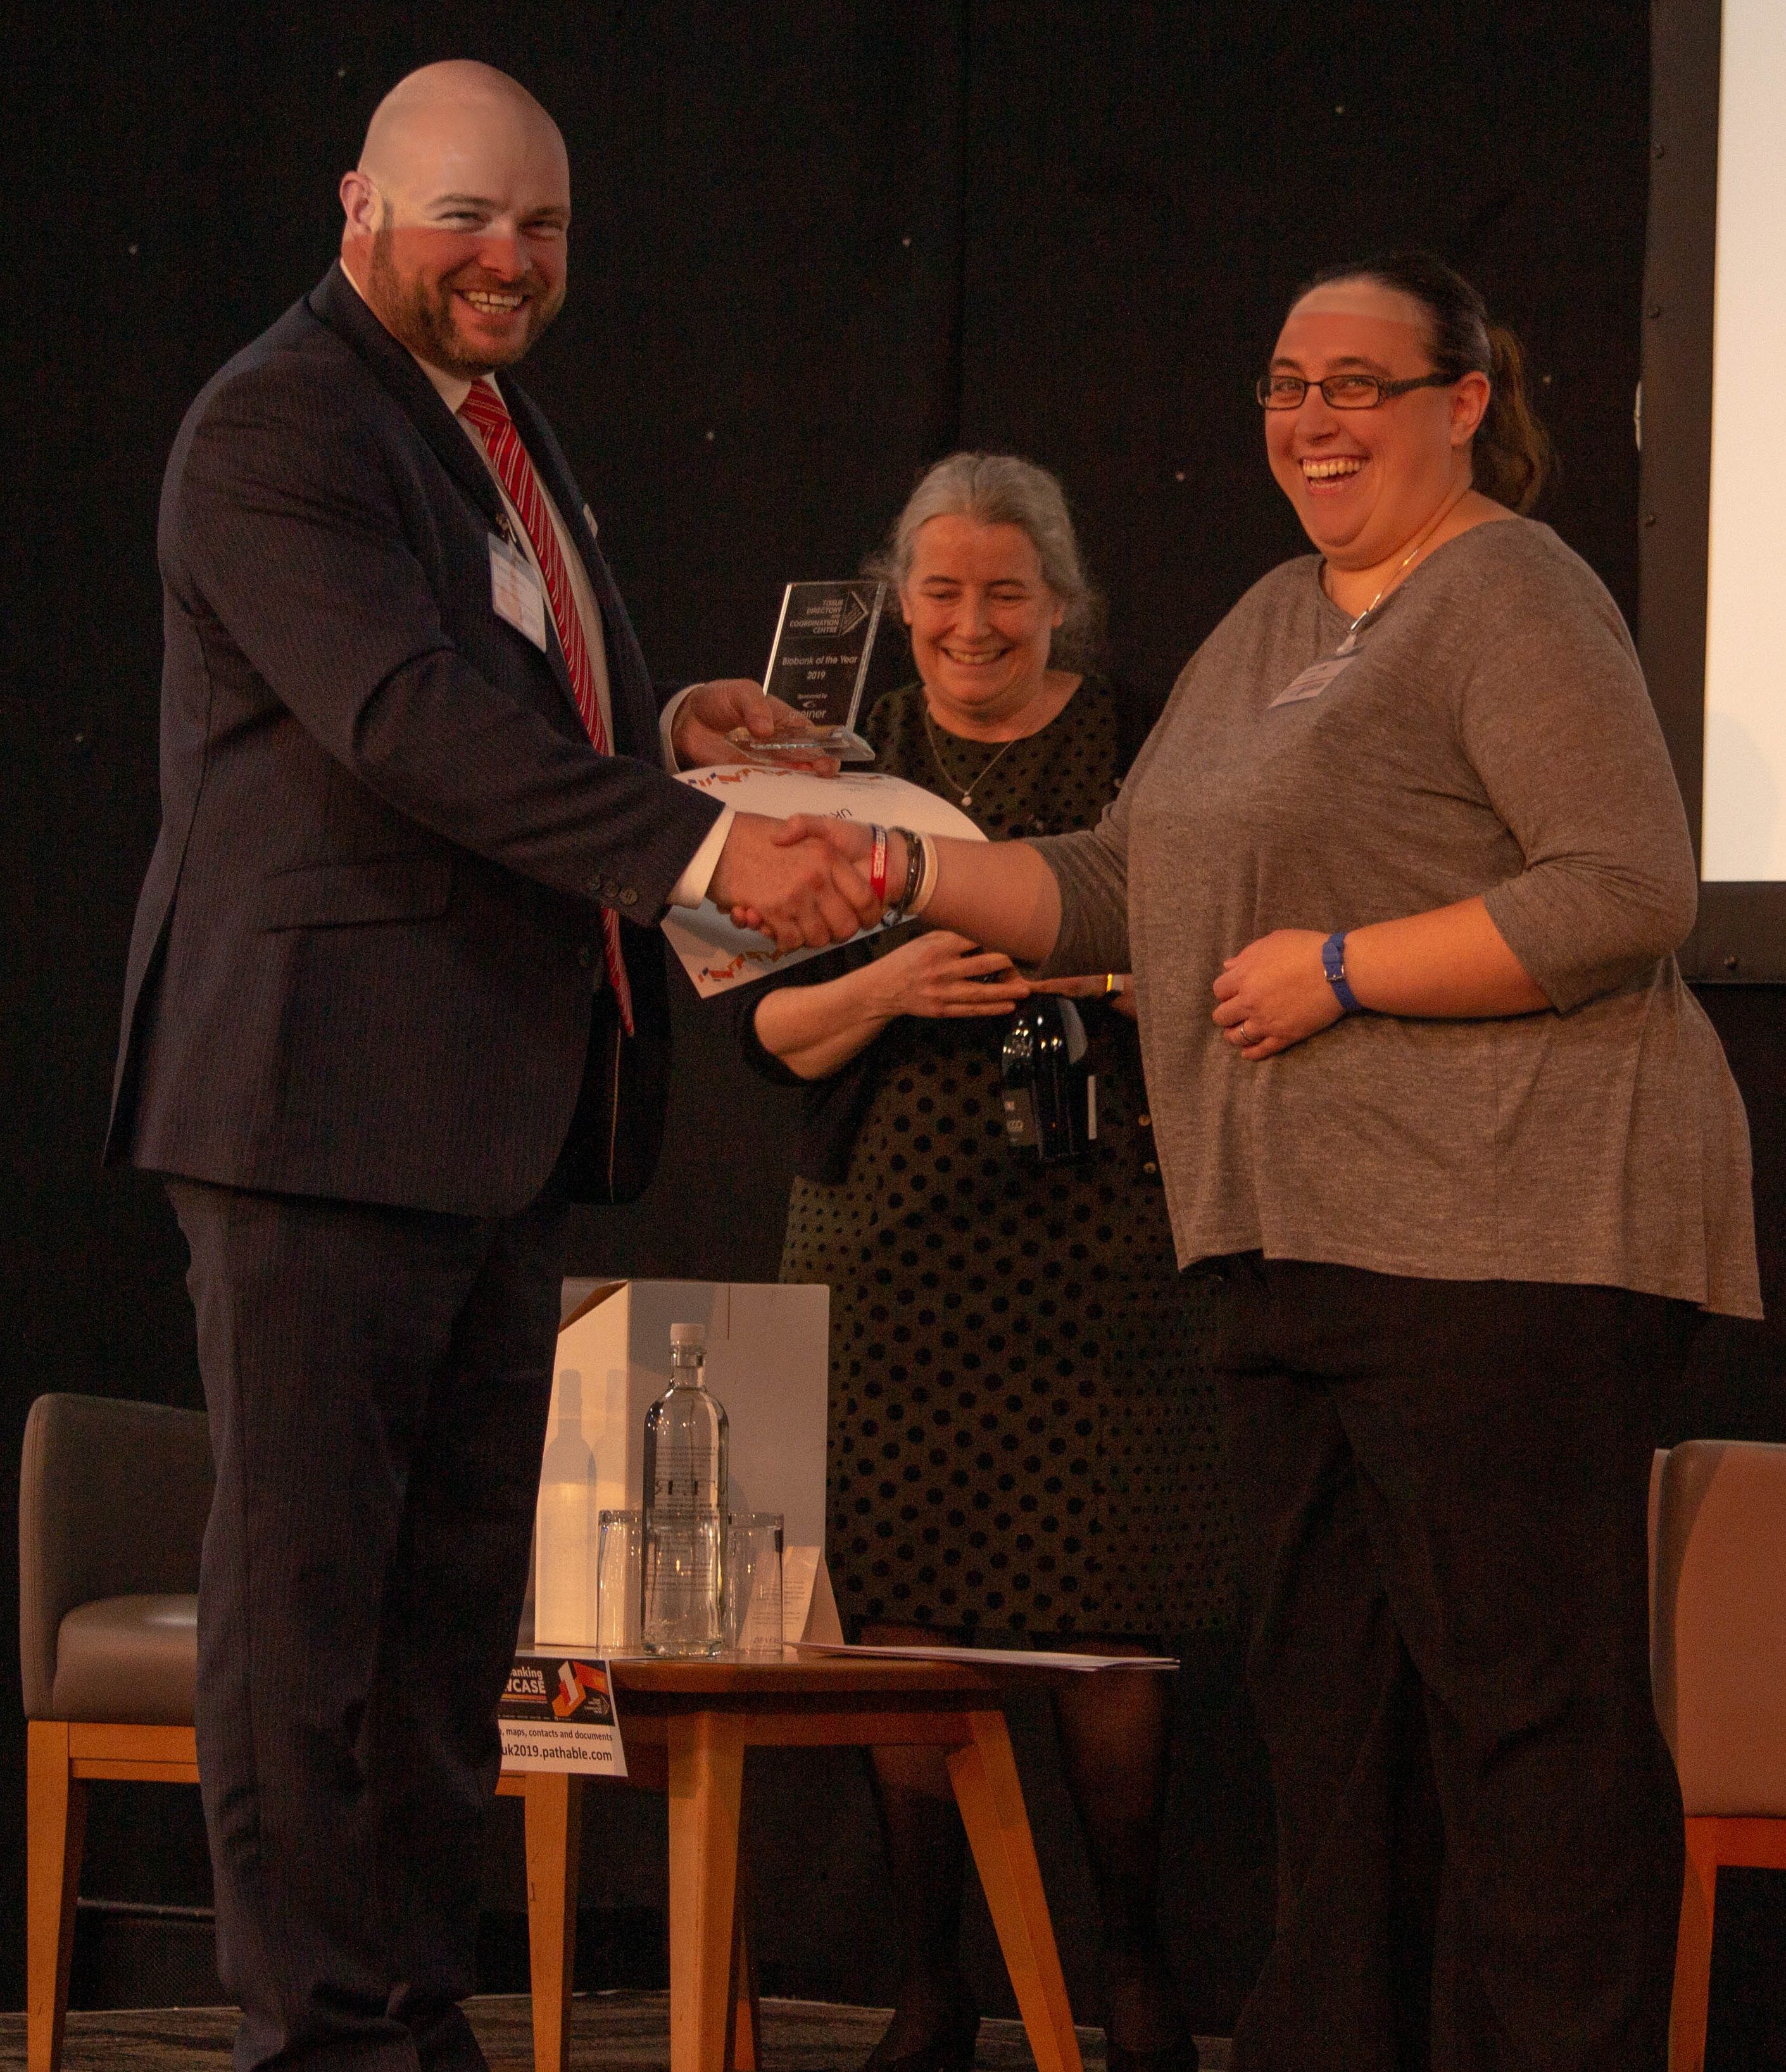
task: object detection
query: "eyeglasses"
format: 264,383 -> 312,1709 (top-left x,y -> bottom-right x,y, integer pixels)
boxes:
1255,370 -> 1456,411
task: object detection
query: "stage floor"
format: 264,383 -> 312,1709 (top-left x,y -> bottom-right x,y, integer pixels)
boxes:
0,1992 -> 1233,2071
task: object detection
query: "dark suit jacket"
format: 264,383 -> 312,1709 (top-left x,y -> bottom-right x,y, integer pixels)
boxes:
107,263 -> 722,1215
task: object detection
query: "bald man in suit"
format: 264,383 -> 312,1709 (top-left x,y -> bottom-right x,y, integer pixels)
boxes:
110,62 -> 874,2071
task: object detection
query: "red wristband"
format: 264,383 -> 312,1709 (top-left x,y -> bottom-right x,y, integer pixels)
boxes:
869,825 -> 889,903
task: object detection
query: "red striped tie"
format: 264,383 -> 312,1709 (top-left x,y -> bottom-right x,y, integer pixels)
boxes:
459,377 -> 634,1034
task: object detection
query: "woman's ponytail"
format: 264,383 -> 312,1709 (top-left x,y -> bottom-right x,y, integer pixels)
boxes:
1296,252 -> 1554,514
1476,323 -> 1553,514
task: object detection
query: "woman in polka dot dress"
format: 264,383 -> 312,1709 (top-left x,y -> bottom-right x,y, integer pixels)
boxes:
734,456 -> 1236,2072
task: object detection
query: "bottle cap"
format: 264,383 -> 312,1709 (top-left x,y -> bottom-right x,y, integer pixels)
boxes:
669,1322 -> 706,1349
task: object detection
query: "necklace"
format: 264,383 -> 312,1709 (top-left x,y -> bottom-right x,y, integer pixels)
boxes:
922,705 -> 1033,809
1330,481 -> 1471,654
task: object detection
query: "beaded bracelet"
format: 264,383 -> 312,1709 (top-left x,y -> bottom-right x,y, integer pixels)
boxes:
886,827 -> 924,919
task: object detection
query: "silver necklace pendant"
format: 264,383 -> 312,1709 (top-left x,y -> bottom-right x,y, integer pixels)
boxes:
924,706 -> 1020,813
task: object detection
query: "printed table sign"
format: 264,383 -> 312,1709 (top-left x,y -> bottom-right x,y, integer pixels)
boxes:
499,1652 -> 628,1777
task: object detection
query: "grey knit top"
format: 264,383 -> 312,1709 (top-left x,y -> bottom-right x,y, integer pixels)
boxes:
1031,518 -> 1760,1317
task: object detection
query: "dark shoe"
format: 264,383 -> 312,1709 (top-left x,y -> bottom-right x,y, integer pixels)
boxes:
860,2000 -> 981,2072
1103,1964 -> 1198,2072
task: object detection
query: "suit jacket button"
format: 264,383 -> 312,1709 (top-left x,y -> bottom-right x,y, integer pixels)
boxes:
620,888 -> 638,906
577,946 -> 593,968
586,879 -> 601,896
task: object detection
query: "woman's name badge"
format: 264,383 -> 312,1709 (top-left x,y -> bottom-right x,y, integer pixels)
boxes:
1270,653 -> 1357,708
489,534 -> 548,650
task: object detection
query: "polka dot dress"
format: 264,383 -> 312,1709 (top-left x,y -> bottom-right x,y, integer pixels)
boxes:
779,681 -> 1238,1641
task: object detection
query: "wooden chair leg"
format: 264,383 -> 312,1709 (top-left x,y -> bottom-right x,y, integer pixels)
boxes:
1670,1818 -> 1719,2072
726,1885 -> 762,2072
667,1713 -> 747,2072
522,1773 -> 585,2072
947,1710 -> 1083,2072
27,1721 -> 87,2072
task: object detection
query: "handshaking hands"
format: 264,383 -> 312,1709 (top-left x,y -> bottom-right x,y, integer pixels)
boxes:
712,818 -> 931,957
710,816 -> 1065,975
707,812 -> 881,951
671,686 -> 874,952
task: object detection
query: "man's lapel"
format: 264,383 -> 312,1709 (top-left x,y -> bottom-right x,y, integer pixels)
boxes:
308,263 -> 509,535
308,262 -> 662,760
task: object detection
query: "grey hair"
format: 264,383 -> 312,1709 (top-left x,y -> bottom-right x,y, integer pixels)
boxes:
866,451 -> 1104,670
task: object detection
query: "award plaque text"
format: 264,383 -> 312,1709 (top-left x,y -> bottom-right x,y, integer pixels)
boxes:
755,581 -> 886,759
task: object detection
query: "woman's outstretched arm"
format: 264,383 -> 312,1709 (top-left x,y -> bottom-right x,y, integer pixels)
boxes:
763,821 -> 1064,964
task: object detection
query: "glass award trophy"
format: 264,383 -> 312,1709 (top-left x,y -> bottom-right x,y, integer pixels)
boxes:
732,581 -> 886,762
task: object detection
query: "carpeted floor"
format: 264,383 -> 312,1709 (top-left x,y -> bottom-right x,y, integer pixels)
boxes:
0,1991 -> 1232,2071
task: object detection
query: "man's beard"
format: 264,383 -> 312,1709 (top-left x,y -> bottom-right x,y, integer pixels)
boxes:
365,219 -> 562,377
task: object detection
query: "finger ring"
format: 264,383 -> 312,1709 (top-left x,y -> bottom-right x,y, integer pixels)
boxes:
1239,1022 -> 1254,1041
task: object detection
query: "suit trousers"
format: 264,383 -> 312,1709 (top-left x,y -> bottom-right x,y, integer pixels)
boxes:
1204,1255 -> 1692,2072
168,1177 -> 571,2072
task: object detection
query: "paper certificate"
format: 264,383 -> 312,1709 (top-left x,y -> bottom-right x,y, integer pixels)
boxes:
662,765 -> 984,998
795,1642 -> 1180,1673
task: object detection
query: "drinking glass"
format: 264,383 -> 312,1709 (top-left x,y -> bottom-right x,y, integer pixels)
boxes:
642,1508 -> 726,1656
726,1512 -> 785,1656
595,1508 -> 643,1653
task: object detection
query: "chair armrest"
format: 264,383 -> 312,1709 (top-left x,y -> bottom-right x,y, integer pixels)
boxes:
18,1395 -> 213,1719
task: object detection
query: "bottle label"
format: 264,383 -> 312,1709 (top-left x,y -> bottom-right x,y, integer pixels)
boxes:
1002,1086 -> 1039,1146
651,1448 -> 717,1508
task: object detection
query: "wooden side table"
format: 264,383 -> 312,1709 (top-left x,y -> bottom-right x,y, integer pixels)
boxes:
498,1653 -> 1090,2072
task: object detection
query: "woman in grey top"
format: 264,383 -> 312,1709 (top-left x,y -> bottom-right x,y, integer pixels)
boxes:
765,254 -> 1758,2069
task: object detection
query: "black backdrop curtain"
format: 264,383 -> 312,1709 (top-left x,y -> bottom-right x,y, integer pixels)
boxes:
9,0 -> 1781,2035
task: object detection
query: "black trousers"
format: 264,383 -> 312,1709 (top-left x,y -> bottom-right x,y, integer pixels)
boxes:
1204,1255 -> 1692,2072
168,1179 -> 570,2072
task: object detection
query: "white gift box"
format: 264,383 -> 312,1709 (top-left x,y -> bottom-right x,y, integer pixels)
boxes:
532,1278 -> 837,1649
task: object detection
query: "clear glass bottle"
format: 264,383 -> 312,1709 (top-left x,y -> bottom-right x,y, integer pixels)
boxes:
640,1322 -> 729,1656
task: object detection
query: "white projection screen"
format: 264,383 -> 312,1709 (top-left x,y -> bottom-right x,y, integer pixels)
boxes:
1700,0 -> 1786,883
1642,0 -> 1786,977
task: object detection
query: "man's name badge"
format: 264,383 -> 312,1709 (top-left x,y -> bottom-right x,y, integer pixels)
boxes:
489,532 -> 548,651
737,580 -> 887,762
1270,653 -> 1357,708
